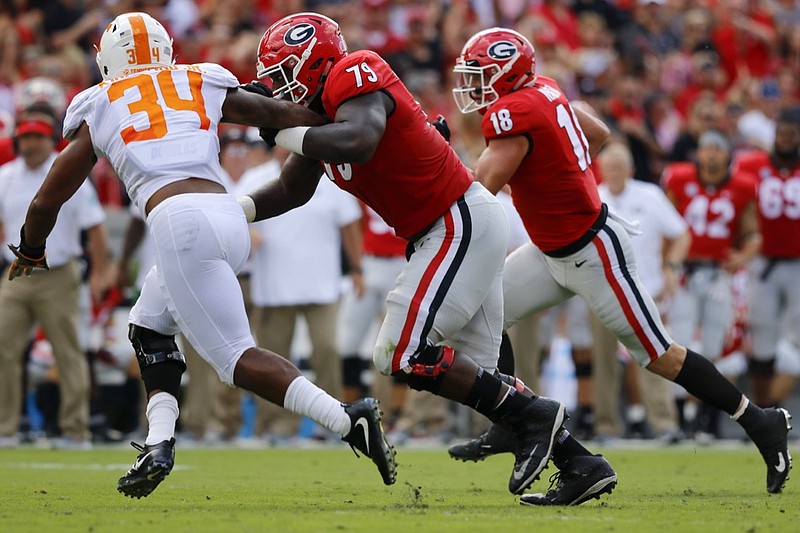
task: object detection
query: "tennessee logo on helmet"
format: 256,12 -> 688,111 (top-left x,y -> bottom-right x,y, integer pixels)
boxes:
487,41 -> 517,61
285,23 -> 316,46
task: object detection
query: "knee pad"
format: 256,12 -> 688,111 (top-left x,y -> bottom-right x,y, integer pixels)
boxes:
393,344 -> 455,393
129,324 -> 187,397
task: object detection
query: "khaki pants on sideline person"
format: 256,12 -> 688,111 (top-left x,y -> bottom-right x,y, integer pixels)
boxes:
254,302 -> 341,439
0,261 -> 90,441
591,313 -> 678,437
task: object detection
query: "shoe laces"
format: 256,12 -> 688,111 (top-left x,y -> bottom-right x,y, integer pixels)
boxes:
130,441 -> 145,453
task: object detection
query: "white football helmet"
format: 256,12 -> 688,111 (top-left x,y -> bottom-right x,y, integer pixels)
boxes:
95,12 -> 174,81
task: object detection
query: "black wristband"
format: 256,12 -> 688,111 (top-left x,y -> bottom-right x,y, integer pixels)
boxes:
19,225 -> 45,257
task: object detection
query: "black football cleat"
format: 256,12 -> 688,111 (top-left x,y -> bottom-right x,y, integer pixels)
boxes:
748,407 -> 793,494
501,396 -> 566,495
519,454 -> 617,506
117,438 -> 175,499
448,423 -> 516,462
342,398 -> 397,486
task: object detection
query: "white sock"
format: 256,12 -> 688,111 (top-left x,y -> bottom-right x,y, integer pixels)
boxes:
145,392 -> 179,445
283,376 -> 351,436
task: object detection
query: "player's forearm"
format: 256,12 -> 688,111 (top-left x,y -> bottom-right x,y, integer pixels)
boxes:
222,89 -> 326,130
246,154 -> 321,222
88,224 -> 110,279
572,102 -> 610,157
300,122 -> 380,164
664,231 -> 691,267
23,197 -> 60,248
738,233 -> 762,263
340,220 -> 363,274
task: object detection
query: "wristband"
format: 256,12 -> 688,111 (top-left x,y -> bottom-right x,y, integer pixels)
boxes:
665,261 -> 681,271
274,126 -> 310,155
19,225 -> 45,257
238,195 -> 257,223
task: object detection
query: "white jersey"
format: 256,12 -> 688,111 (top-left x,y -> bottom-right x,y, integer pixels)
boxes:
63,63 -> 239,217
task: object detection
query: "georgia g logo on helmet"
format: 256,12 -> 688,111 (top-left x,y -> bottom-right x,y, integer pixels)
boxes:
285,23 -> 316,46
487,41 -> 518,61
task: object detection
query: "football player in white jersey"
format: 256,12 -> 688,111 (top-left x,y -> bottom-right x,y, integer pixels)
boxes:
7,12 -> 396,498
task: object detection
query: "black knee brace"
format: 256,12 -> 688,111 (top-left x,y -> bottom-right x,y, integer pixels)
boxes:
129,324 -> 187,397
393,344 -> 455,394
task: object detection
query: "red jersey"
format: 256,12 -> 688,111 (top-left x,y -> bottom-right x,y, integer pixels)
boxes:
734,150 -> 800,258
362,204 -> 407,257
482,77 -> 601,252
662,162 -> 756,261
321,50 -> 472,239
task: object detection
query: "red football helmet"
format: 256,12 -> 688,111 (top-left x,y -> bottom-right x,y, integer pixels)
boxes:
453,28 -> 536,114
256,12 -> 348,106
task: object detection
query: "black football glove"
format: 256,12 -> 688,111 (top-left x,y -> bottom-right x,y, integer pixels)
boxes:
8,225 -> 49,280
240,81 -> 279,148
431,115 -> 451,143
240,80 -> 272,98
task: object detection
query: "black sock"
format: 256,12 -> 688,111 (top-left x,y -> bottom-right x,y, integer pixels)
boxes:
673,350 -> 743,415
463,367 -> 503,418
737,401 -> 767,435
489,388 -> 532,423
552,429 -> 593,470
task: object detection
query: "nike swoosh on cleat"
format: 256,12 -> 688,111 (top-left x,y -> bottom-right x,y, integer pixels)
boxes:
355,418 -> 371,456
132,450 -> 155,471
776,453 -> 786,473
513,444 -> 538,480
146,469 -> 163,481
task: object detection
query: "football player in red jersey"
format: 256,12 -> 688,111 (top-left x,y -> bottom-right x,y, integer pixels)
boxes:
452,27 -> 792,503
733,110 -> 800,408
662,130 -> 761,439
240,12 -> 606,497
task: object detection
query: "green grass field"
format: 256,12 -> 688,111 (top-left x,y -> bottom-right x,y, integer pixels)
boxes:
1,443 -> 798,532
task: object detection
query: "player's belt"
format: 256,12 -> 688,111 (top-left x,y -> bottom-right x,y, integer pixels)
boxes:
543,203 -> 608,259
684,260 -> 720,275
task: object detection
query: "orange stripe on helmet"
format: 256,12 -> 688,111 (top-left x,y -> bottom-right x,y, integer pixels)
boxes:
129,14 -> 152,65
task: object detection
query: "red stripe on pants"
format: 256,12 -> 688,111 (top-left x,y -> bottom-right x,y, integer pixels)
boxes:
593,236 -> 659,362
391,212 -> 455,373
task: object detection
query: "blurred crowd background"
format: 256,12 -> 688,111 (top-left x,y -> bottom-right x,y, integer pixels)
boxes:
1,0 -> 799,448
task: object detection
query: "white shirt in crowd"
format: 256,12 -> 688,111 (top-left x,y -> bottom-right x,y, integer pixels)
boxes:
599,179 -> 687,297
0,152 -> 105,267
245,174 -> 361,307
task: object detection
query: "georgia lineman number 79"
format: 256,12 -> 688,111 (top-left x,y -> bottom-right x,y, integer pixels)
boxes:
489,103 -> 591,171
